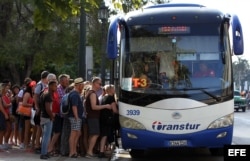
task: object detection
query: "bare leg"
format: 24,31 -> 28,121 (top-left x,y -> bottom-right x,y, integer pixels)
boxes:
99,136 -> 107,153
48,132 -> 60,153
69,130 -> 77,156
87,135 -> 99,155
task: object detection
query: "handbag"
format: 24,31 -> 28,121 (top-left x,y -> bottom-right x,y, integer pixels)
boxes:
16,102 -> 31,117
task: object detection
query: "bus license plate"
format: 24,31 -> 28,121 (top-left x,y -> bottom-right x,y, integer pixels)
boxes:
169,140 -> 188,146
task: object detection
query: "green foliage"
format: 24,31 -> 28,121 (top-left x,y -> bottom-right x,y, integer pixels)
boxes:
113,0 -> 171,13
233,57 -> 250,89
1,0 -> 174,84
32,0 -> 99,30
0,0 -> 80,83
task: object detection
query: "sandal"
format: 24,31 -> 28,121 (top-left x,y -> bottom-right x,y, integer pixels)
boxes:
48,151 -> 59,157
85,153 -> 97,158
70,153 -> 78,158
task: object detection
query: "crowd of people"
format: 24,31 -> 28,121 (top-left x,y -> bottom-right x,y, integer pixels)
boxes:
0,71 -> 119,159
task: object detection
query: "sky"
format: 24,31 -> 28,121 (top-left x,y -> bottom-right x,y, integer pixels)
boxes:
171,0 -> 249,62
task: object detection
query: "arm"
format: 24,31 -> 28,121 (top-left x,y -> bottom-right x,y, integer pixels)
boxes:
72,105 -> 79,120
111,102 -> 118,113
15,95 -> 19,104
33,93 -> 40,110
17,89 -> 24,103
90,93 -> 111,110
1,96 -> 12,108
45,101 -> 54,121
34,84 -> 43,111
0,98 -> 8,119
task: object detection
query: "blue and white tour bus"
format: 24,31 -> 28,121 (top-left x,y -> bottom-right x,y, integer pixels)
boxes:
106,3 -> 244,158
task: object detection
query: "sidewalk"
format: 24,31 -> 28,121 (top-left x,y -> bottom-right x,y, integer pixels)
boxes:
0,145 -> 111,161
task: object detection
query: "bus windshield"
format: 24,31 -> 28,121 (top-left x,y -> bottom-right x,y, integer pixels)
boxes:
120,24 -> 232,94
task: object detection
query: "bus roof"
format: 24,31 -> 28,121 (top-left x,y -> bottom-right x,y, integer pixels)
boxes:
125,3 -> 225,25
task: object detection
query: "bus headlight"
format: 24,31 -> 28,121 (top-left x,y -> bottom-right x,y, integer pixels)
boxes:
119,115 -> 146,130
207,113 -> 234,129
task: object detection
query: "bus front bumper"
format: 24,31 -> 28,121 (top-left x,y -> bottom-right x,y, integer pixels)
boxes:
120,126 -> 233,150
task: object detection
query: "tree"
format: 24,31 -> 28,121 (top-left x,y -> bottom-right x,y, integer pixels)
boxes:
0,0 -> 172,84
233,57 -> 250,90
0,0 -> 79,84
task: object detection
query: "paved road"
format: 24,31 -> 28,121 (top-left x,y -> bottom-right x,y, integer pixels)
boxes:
0,145 -> 111,161
232,109 -> 250,144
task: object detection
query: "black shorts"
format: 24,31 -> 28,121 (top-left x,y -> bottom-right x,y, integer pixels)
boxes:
18,115 -> 25,130
52,114 -> 63,133
0,112 -> 6,131
34,114 -> 40,125
23,115 -> 31,120
87,118 -> 100,135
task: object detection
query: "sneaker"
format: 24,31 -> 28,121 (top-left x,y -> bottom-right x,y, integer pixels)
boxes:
40,155 -> 48,160
19,143 -> 25,149
85,153 -> 97,159
5,143 -> 12,149
3,144 -> 10,149
98,152 -> 106,158
45,154 -> 51,158
0,144 -> 8,150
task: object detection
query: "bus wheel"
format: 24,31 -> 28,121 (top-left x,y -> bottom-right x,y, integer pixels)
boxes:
209,148 -> 223,156
129,149 -> 145,158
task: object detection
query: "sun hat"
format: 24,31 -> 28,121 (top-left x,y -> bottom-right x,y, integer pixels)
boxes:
74,77 -> 84,85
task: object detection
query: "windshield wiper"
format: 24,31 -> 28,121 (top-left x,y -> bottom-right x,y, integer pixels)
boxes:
183,88 -> 221,102
199,88 -> 221,102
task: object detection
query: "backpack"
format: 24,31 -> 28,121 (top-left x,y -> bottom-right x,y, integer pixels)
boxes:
60,92 -> 72,116
38,84 -> 47,111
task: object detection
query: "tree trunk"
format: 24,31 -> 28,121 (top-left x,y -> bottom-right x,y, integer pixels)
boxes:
8,63 -> 21,85
0,1 -> 12,38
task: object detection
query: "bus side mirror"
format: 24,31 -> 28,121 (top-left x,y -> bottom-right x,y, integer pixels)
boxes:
231,15 -> 244,55
106,17 -> 119,60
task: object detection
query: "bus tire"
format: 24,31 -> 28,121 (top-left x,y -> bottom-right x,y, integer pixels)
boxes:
129,149 -> 145,158
209,148 -> 223,156
242,107 -> 246,112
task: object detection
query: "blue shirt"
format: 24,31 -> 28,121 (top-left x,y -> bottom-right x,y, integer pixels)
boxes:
68,90 -> 84,118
